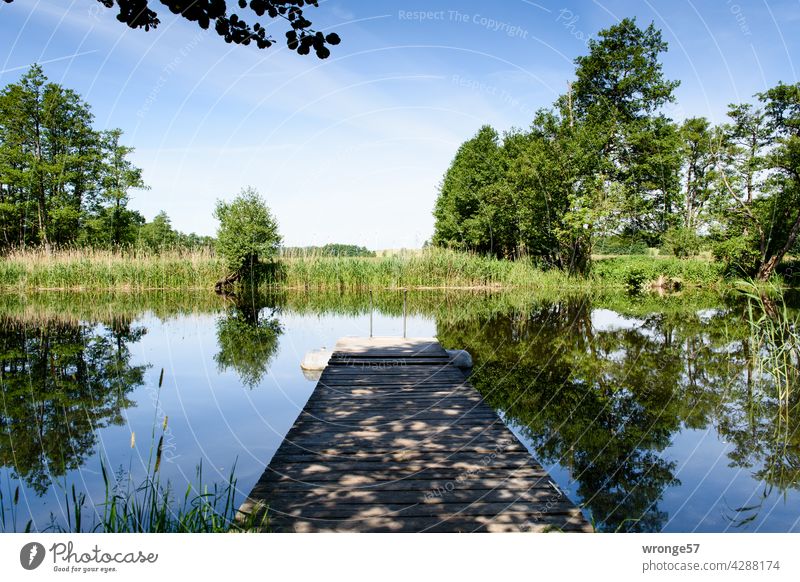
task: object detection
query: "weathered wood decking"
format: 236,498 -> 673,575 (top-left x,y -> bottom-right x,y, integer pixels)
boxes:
241,337 -> 591,532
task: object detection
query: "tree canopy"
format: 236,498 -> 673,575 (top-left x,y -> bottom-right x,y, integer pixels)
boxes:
432,17 -> 800,281
214,186 -> 281,289
3,0 -> 341,58
0,65 -> 148,248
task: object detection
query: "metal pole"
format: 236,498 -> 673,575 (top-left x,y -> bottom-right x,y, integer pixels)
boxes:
403,289 -> 407,338
369,290 -> 373,338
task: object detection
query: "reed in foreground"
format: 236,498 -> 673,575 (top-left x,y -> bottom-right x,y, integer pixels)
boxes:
743,283 -> 800,403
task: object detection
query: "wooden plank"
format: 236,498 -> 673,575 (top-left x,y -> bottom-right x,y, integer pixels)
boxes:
241,337 -> 590,533
268,513 -> 592,533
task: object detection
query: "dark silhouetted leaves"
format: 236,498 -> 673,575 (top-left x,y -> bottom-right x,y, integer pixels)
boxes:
5,0 -> 339,57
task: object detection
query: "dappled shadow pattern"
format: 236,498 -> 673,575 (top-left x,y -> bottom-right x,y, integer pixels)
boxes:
241,338 -> 590,532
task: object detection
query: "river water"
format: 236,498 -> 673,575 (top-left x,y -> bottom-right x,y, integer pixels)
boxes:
1,289 -> 798,532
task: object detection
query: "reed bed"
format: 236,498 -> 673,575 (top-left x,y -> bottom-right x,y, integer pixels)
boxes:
0,247 -> 224,290
275,249 -> 589,290
0,247 -> 730,291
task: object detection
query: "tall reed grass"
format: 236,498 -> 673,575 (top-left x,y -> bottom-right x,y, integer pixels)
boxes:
0,246 -> 730,291
274,249 -> 585,290
743,283 -> 800,403
0,368 -> 268,533
0,247 -> 224,290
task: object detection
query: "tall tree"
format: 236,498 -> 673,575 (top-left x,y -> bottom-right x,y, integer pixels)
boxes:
754,82 -> 800,280
571,18 -> 681,246
432,125 -> 504,255
97,129 -> 148,246
0,65 -> 145,249
679,117 -> 719,232
713,84 -> 800,279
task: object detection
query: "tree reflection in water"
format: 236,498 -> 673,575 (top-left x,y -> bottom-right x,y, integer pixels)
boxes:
0,316 -> 147,494
214,290 -> 283,389
438,295 -> 800,532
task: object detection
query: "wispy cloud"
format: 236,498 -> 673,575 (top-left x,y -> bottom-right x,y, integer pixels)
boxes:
0,49 -> 97,74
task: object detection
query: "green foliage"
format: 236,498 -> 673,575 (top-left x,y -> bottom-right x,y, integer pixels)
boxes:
137,211 -> 179,251
431,19 -> 798,282
214,187 -> 281,280
662,227 -> 702,258
679,117 -> 719,231
594,236 -> 648,255
572,18 -> 679,121
592,255 -> 724,289
280,243 -> 375,257
0,65 -> 146,249
432,18 -> 681,272
712,235 -> 761,277
432,125 -> 504,253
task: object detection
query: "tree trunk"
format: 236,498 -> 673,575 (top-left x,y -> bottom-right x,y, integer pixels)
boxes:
755,208 -> 800,281
214,270 -> 241,293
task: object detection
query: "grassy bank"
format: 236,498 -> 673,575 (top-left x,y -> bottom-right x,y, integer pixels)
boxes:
0,248 -> 224,290
0,247 -> 731,291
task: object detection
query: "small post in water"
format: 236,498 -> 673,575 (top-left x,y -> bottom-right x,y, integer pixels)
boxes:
403,289 -> 407,338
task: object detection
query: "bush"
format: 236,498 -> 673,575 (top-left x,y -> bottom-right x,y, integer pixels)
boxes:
214,187 -> 282,282
592,256 -> 724,288
711,235 -> 760,277
662,227 -> 701,258
594,236 -> 648,255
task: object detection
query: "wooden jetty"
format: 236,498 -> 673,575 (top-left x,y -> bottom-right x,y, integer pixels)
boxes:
240,337 -> 591,532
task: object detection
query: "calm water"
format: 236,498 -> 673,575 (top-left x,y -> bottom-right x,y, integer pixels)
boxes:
1,290 -> 798,532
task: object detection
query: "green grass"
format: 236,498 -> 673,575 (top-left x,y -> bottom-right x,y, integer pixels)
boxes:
0,461 -> 268,533
0,247 -> 224,290
741,282 -> 800,403
0,247 -> 738,291
1,369 -> 268,533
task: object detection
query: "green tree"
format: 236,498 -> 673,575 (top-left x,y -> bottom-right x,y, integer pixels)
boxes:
753,82 -> 800,280
213,186 -> 281,289
432,125 -> 504,255
679,117 -> 719,232
137,211 -> 178,250
97,129 -> 148,246
0,65 -> 145,249
713,83 -> 800,279
431,19 -> 682,270
571,18 -> 681,247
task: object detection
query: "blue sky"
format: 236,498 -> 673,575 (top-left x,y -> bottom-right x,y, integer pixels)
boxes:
1,0 -> 798,248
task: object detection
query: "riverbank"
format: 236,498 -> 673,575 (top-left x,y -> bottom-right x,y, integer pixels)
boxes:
0,247 -> 730,291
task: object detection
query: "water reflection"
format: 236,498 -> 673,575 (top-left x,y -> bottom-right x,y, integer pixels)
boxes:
0,290 -> 797,532
437,295 -> 799,532
0,317 -> 146,494
214,291 -> 283,388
